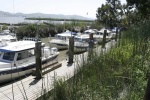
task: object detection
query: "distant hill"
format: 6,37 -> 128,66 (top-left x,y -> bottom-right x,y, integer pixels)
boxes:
0,11 -> 94,20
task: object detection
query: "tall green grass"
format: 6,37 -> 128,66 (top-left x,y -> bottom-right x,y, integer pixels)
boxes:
38,20 -> 150,100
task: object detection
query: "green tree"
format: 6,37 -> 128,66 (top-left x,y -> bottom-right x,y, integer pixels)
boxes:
2,25 -> 8,30
96,0 -> 122,28
127,0 -> 150,19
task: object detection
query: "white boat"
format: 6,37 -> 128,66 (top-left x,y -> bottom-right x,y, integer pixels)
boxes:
0,30 -> 17,46
84,29 -> 96,34
84,29 -> 111,43
110,27 -> 119,39
49,30 -> 77,50
74,35 -> 89,53
73,34 -> 96,53
0,40 -> 59,83
96,29 -> 113,43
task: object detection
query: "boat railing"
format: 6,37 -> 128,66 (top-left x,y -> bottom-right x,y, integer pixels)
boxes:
23,37 -> 41,41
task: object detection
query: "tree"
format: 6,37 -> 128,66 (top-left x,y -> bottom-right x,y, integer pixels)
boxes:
127,0 -> 150,19
96,0 -> 122,28
2,25 -> 8,30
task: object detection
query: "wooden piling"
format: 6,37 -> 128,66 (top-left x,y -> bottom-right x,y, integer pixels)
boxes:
89,33 -> 94,48
35,41 -> 42,79
68,36 -> 74,64
88,33 -> 94,58
102,30 -> 107,48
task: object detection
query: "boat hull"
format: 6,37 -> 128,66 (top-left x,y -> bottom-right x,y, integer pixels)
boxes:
0,54 -> 59,84
50,43 -> 68,50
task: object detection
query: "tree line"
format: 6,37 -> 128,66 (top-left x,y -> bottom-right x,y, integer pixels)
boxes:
96,0 -> 150,29
14,21 -> 102,39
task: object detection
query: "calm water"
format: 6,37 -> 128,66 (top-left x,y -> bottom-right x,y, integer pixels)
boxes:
41,37 -> 68,61
0,17 -> 64,24
0,17 -> 25,24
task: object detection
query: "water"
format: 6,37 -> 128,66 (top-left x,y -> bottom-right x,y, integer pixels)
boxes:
41,37 -> 68,61
0,17 -> 25,24
0,17 -> 65,24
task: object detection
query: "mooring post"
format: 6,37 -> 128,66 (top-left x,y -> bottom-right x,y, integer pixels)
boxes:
115,28 -> 118,41
35,41 -> 42,79
144,76 -> 150,100
68,36 -> 74,64
102,30 -> 107,48
88,33 -> 94,58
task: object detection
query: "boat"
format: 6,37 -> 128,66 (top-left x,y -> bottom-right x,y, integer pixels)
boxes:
49,30 -> 77,50
0,40 -> 59,83
84,29 -> 110,44
110,27 -> 120,39
73,34 -> 97,53
0,30 -> 17,47
96,28 -> 113,43
73,35 -> 89,53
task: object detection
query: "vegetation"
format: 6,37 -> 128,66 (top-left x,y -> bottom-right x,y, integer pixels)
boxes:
127,0 -> 150,19
38,0 -> 150,99
96,0 -> 150,29
38,19 -> 150,100
96,0 -> 122,28
25,17 -> 94,22
16,21 -> 103,39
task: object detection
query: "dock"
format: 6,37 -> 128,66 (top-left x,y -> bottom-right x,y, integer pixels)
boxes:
0,40 -> 116,100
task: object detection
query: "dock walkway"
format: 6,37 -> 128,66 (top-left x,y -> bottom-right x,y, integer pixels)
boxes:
0,40 -> 116,100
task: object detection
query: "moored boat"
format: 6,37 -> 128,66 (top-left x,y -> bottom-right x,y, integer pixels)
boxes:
0,30 -> 17,47
49,30 -> 77,50
73,34 -> 94,53
0,40 -> 59,83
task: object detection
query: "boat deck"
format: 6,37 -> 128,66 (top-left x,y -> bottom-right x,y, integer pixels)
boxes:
0,40 -> 116,100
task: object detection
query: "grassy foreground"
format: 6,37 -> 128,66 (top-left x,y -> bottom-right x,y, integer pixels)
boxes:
38,20 -> 150,100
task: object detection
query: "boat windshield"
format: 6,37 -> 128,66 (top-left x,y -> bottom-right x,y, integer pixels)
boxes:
74,38 -> 82,42
75,37 -> 89,42
2,52 -> 15,61
57,35 -> 66,40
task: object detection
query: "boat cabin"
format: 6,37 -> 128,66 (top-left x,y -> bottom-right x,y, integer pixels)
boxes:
0,41 -> 45,67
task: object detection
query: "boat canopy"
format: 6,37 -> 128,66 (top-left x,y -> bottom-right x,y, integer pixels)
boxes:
0,41 -> 45,52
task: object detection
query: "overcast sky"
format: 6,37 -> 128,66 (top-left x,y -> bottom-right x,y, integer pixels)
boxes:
0,0 -> 126,19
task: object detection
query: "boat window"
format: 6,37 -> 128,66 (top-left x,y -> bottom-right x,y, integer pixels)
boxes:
17,51 -> 28,61
28,49 -> 34,57
10,39 -> 16,42
17,49 -> 35,61
80,38 -> 89,43
3,52 -> 15,61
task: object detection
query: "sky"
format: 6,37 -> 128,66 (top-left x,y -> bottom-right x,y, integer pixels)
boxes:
0,0 -> 126,19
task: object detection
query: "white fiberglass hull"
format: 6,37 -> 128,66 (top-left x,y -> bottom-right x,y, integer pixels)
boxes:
49,39 -> 68,50
50,43 -> 68,50
0,53 -> 59,84
0,69 -> 32,84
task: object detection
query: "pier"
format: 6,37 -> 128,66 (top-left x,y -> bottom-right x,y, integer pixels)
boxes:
0,40 -> 116,100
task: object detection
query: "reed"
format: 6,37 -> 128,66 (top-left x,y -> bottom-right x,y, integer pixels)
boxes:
38,20 -> 150,100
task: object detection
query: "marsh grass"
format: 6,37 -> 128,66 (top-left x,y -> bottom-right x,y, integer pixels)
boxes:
38,20 -> 150,100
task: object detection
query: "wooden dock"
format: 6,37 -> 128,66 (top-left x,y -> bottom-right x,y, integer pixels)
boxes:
0,40 -> 116,100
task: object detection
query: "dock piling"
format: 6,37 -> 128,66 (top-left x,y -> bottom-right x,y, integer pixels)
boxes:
68,36 -> 74,64
35,41 -> 42,79
88,33 -> 94,58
